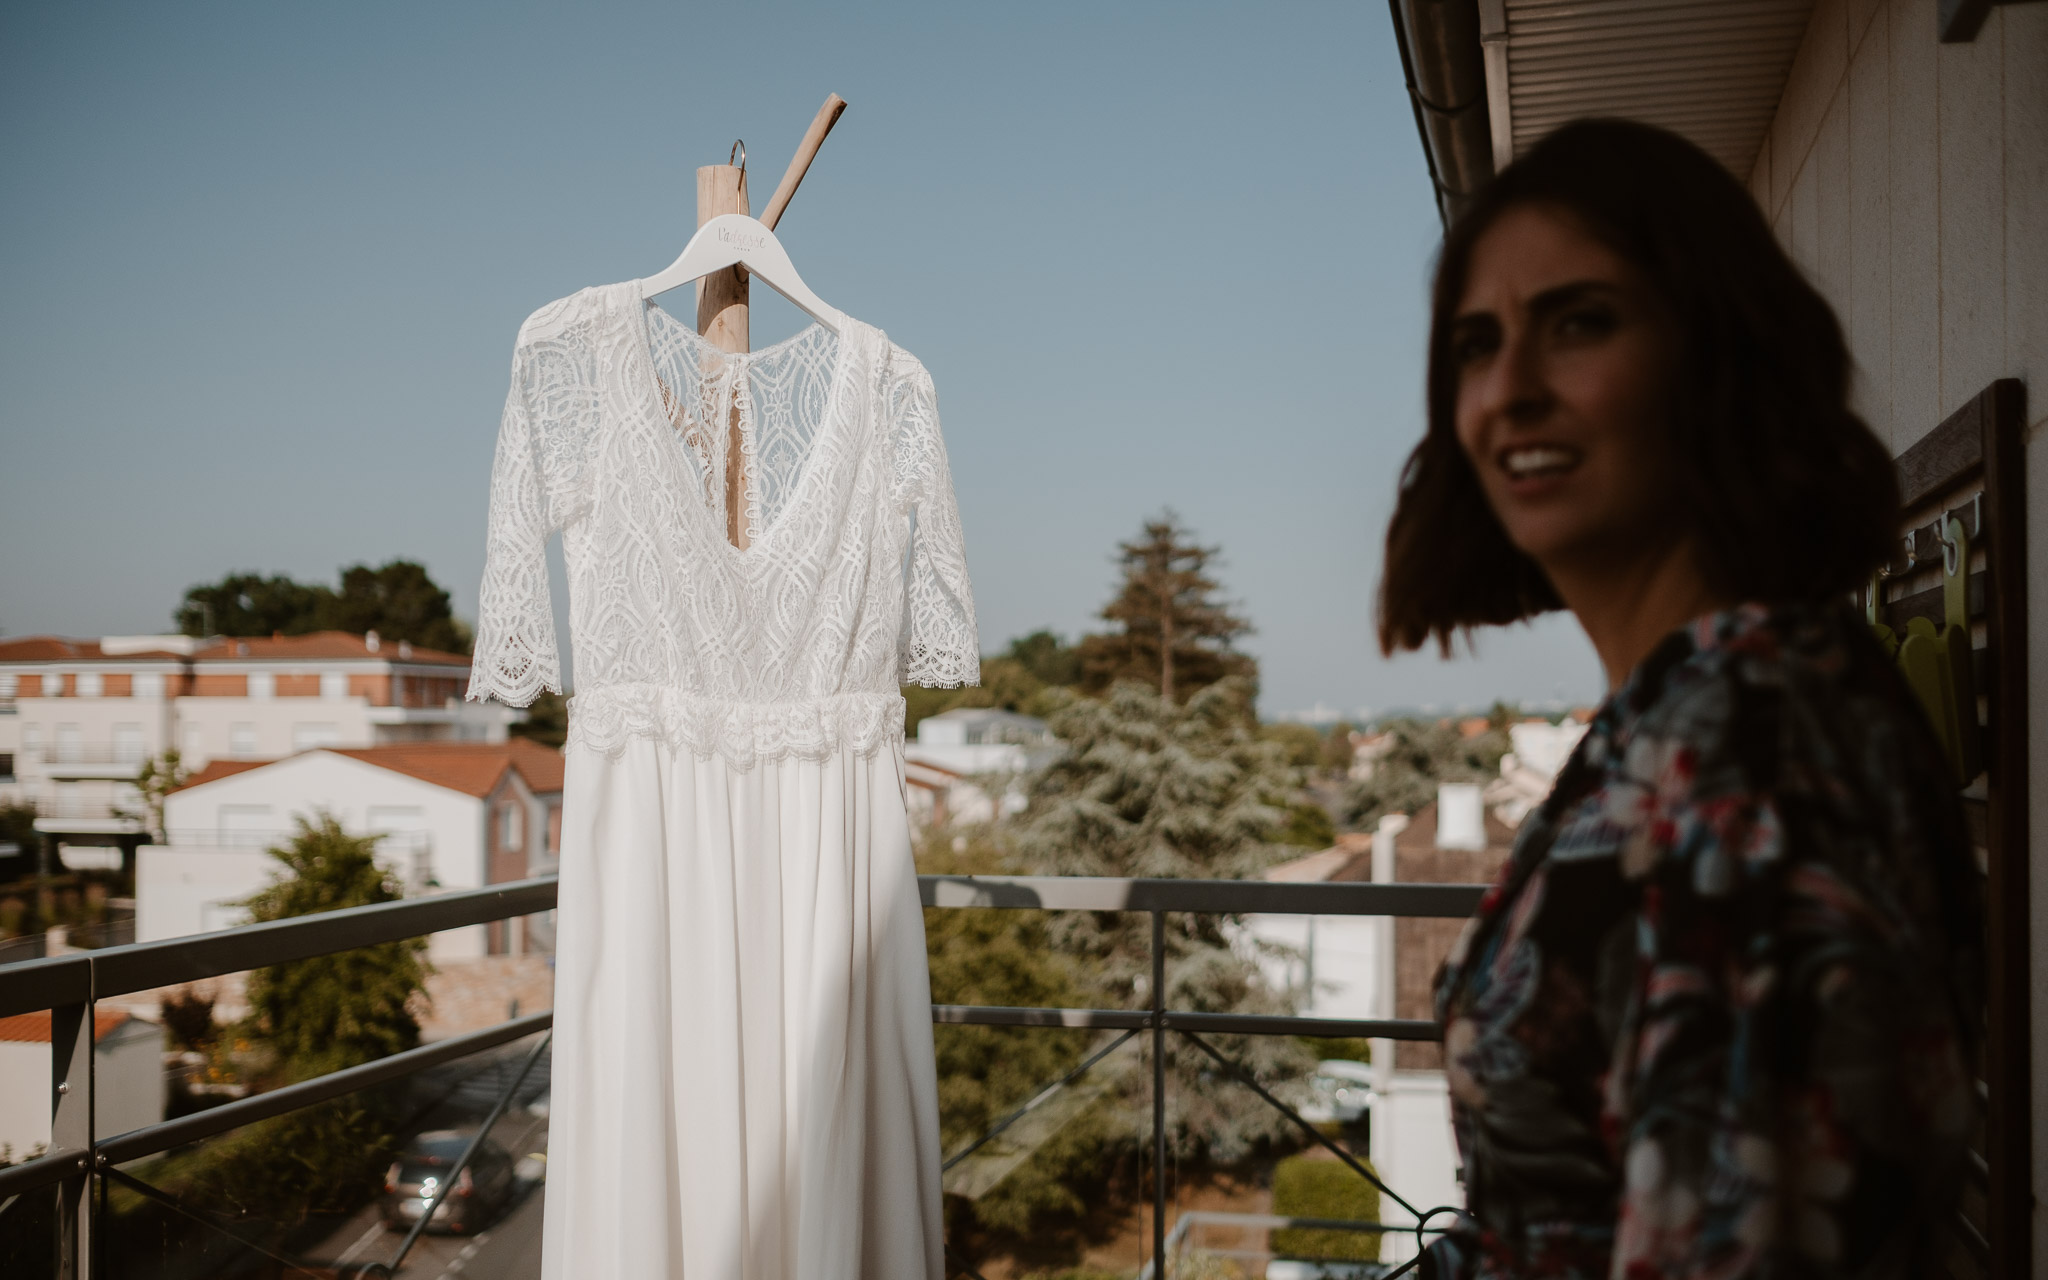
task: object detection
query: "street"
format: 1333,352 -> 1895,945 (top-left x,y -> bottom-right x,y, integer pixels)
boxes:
307,1104 -> 550,1280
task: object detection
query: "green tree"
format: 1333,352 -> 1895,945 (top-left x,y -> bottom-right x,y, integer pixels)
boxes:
175,559 -> 472,654
1260,722 -> 1323,770
1076,513 -> 1254,701
923,838 -> 1115,1244
239,814 -> 428,1068
174,572 -> 325,637
1341,718 -> 1510,830
1005,629 -> 1083,687
162,816 -> 432,1222
0,801 -> 40,885
511,690 -> 569,749
903,631 -> 1084,738
316,560 -> 473,654
1009,677 -> 1313,1160
128,749 -> 188,841
1319,722 -> 1357,776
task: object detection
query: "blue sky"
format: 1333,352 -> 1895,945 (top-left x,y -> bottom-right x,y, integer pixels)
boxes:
0,1 -> 1601,717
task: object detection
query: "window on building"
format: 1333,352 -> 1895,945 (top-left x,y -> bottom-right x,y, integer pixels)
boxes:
0,753 -> 13,781
291,723 -> 342,752
247,671 -> 274,700
75,672 -> 102,698
320,671 -> 348,700
229,723 -> 258,758
41,673 -> 63,697
113,724 -> 144,764
500,802 -> 524,853
133,671 -> 164,699
23,724 -> 42,758
54,724 -> 81,764
0,674 -> 16,707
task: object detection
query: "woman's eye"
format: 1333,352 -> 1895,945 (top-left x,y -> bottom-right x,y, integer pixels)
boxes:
1555,306 -> 1618,340
1449,326 -> 1498,364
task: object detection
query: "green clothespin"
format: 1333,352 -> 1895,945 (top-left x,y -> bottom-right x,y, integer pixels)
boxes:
1940,515 -> 1982,782
1897,618 -> 1953,775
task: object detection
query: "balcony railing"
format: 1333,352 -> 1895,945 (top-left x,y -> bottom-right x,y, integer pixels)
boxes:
0,873 -> 1485,1280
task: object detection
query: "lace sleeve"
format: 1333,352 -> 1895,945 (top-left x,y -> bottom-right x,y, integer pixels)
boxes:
890,356 -> 980,688
467,351 -> 563,707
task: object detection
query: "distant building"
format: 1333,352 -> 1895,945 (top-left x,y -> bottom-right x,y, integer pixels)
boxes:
148,740 -> 563,958
902,708 -> 1057,827
1244,717 -> 1585,1268
0,631 -> 515,863
904,707 -> 1056,775
0,1009 -> 162,1158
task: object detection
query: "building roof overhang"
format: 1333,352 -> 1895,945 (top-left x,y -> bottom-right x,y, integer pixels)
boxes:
1392,0 -> 1815,222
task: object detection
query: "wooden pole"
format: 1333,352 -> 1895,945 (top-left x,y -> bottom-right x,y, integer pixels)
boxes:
696,93 -> 846,550
760,94 -> 848,231
696,161 -> 750,549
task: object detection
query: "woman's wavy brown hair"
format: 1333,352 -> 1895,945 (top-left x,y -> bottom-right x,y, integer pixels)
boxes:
1377,118 -> 1899,655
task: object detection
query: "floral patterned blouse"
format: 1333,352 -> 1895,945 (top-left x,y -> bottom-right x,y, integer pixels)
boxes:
1429,603 -> 1981,1279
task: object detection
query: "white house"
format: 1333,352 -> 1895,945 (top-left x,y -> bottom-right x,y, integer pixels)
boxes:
903,708 -> 1056,776
147,740 -> 564,959
0,1010 -> 162,1159
0,631 -> 515,865
902,708 -> 1059,828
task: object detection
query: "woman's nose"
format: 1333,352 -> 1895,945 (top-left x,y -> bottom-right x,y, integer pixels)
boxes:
1480,328 -> 1553,427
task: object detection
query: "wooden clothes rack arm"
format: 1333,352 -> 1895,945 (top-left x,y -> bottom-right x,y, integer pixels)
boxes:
696,94 -> 849,549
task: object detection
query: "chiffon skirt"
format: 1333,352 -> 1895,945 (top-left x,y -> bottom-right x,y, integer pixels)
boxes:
539,737 -> 944,1279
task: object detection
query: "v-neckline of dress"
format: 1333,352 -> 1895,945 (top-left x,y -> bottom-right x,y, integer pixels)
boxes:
631,278 -> 853,560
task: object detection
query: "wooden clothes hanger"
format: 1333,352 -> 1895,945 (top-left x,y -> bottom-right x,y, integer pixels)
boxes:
638,212 -> 846,337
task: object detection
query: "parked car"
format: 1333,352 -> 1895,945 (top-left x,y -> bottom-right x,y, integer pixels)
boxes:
1298,1058 -> 1375,1126
381,1130 -> 520,1235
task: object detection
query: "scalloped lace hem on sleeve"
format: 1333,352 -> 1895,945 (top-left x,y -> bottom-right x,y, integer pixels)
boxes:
466,640 -> 562,708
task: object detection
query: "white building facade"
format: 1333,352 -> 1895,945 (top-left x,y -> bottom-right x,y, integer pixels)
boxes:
0,631 -> 515,853
149,741 -> 563,959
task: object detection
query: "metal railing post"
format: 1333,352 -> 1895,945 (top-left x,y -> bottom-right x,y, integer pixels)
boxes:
1150,909 -> 1166,1279
49,969 -> 93,1280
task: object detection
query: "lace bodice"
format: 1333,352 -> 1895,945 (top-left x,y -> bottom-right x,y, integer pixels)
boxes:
467,281 -> 978,764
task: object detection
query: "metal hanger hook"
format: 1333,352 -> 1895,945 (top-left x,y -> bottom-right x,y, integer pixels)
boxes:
1940,518 -> 1961,577
730,139 -> 747,174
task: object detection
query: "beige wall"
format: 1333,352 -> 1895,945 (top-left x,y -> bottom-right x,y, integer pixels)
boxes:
1751,1 -> 2046,1267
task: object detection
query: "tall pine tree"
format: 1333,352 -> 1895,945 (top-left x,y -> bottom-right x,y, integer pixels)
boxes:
1077,512 -> 1253,700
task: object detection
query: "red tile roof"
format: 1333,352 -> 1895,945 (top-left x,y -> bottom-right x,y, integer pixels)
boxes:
0,636 -> 114,661
174,759 -> 276,791
170,740 -> 564,800
0,1009 -> 133,1044
192,632 -> 470,666
0,632 -> 471,667
329,740 -> 564,797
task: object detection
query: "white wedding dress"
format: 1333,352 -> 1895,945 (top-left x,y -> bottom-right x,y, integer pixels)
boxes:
466,280 -> 977,1279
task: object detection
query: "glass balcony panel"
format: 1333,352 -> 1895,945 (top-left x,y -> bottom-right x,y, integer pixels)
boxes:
0,1179 -> 60,1278
104,1031 -> 552,1278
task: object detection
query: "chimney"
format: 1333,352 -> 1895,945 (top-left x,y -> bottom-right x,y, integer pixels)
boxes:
365,630 -> 380,653
1436,783 -> 1485,851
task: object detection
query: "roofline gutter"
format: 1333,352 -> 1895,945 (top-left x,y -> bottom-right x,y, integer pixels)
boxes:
1386,0 -> 1497,227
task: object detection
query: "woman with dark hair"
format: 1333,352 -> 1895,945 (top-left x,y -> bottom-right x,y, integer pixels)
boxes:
1382,119 -> 1981,1279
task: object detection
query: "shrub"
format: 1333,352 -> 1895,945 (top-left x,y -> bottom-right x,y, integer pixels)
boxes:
1270,1154 -> 1381,1261
160,987 -> 217,1052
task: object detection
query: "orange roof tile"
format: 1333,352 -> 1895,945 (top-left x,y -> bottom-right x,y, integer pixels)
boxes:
0,631 -> 470,667
328,740 -> 564,798
171,741 -> 564,800
174,758 -> 276,791
0,1009 -> 133,1044
192,632 -> 470,667
0,636 -> 110,661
